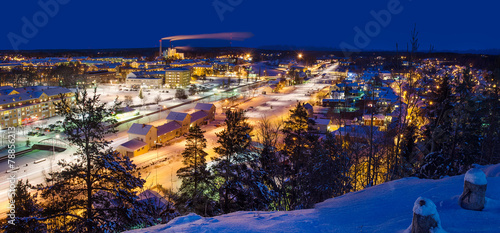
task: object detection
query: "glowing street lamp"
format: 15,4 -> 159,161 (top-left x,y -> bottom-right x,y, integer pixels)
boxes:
298,53 -> 303,59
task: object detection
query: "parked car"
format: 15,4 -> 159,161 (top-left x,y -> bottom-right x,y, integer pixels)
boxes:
27,132 -> 36,136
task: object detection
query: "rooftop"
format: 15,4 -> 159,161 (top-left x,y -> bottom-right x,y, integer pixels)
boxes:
157,121 -> 181,135
190,110 -> 208,123
166,112 -> 189,122
128,123 -> 154,135
120,139 -> 147,150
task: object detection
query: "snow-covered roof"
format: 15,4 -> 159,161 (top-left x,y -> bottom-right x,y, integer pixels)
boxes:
313,118 -> 331,126
157,121 -> 181,136
166,112 -> 189,122
120,139 -> 147,150
128,123 -> 154,135
190,110 -> 208,123
0,86 -> 72,105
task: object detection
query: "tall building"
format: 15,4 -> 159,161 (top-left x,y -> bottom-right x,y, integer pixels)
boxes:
164,68 -> 191,88
0,86 -> 74,128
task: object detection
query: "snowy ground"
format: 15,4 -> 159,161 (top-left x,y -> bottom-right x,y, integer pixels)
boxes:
126,164 -> 500,233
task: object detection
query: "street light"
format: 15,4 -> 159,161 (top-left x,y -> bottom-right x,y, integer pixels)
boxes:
298,53 -> 303,59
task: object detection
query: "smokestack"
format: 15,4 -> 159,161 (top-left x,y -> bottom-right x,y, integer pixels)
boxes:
159,40 -> 162,57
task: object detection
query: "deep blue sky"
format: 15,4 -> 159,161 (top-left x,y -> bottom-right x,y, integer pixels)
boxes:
1,0 -> 498,51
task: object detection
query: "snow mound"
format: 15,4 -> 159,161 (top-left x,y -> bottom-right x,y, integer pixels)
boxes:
413,197 -> 439,217
481,163 -> 500,178
409,197 -> 446,233
127,164 -> 500,233
465,168 -> 487,185
166,213 -> 202,226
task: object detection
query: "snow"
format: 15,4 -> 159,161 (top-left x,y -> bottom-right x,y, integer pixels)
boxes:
465,168 -> 487,185
407,197 -> 446,233
412,197 -> 439,217
126,165 -> 500,233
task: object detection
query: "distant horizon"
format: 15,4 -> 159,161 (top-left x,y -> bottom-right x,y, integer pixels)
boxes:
2,45 -> 499,56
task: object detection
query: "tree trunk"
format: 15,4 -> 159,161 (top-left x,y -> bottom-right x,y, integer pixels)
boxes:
459,181 -> 486,211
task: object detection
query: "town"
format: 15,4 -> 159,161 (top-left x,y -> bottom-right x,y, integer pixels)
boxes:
1,43 -> 499,232
1,1 -> 500,230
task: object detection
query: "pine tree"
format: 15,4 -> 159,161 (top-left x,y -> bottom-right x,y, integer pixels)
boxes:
213,109 -> 264,213
2,180 -> 46,233
281,103 -> 318,209
176,125 -> 213,216
321,133 -> 352,197
39,88 -> 145,232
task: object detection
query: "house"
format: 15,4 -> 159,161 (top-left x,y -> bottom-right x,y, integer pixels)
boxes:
311,118 -> 332,133
303,103 -> 314,117
194,103 -> 216,121
117,139 -> 148,157
156,121 -> 182,145
166,112 -> 191,134
190,110 -> 209,126
127,123 -> 158,148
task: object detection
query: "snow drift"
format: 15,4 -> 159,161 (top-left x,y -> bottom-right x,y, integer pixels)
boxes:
127,164 -> 500,233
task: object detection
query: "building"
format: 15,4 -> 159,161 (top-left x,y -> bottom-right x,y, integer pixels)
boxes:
0,86 -> 74,128
166,112 -> 191,134
303,103 -> 314,117
127,123 -> 158,148
193,103 -> 216,121
118,123 -> 158,157
164,68 -> 191,88
156,121 -> 182,145
125,72 -> 163,89
311,118 -> 333,134
190,110 -> 209,126
164,48 -> 184,60
116,139 -> 148,157
191,64 -> 213,76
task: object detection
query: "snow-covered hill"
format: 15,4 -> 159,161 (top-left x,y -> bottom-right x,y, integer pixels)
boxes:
127,164 -> 500,233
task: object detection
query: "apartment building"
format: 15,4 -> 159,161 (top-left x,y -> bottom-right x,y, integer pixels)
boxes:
0,86 -> 74,128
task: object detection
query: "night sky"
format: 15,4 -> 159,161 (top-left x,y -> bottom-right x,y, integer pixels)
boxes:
1,0 -> 498,51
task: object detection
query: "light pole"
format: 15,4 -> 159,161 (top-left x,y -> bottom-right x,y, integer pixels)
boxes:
50,134 -> 60,170
154,140 -> 158,190
52,134 -> 60,157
